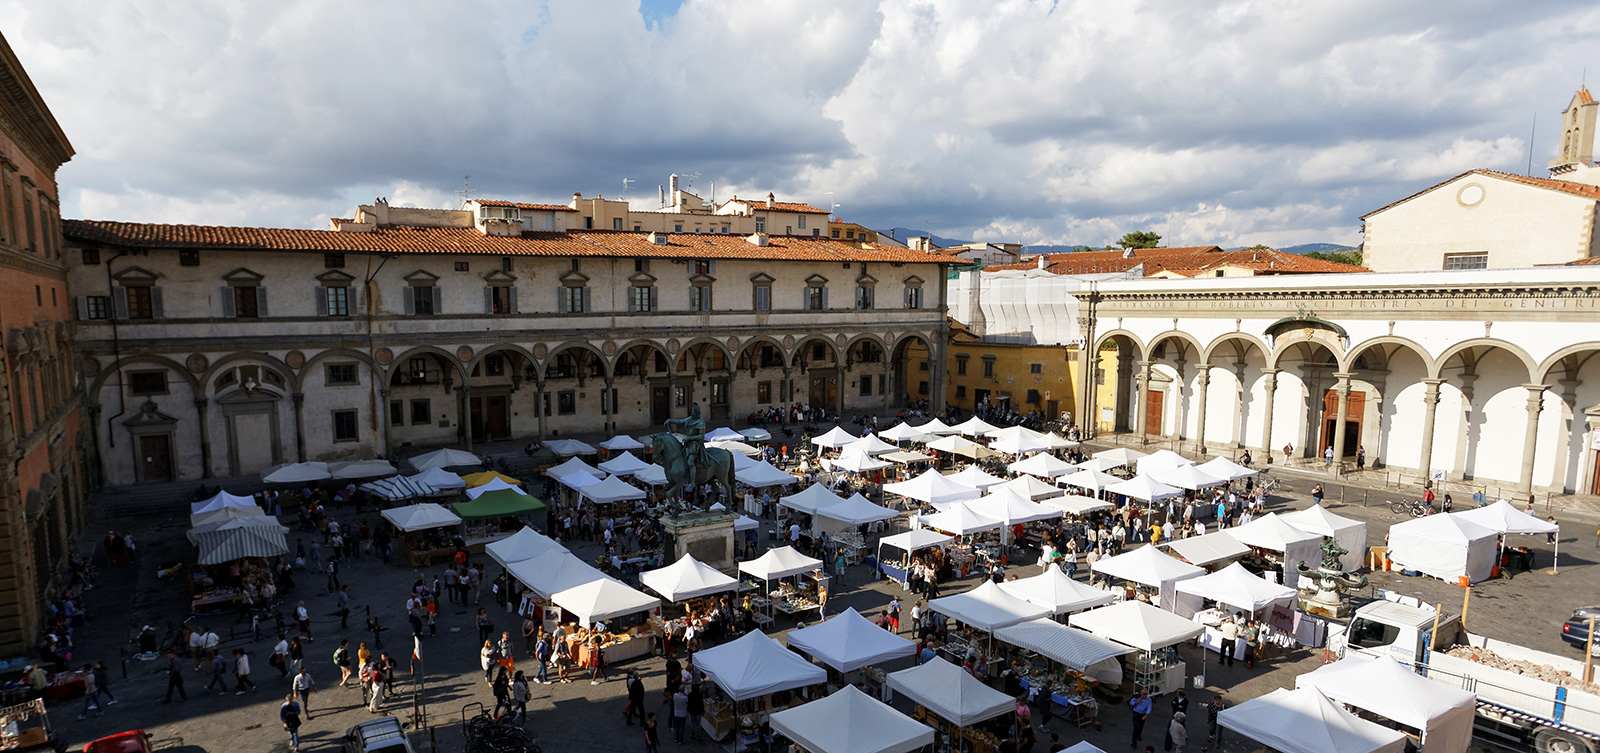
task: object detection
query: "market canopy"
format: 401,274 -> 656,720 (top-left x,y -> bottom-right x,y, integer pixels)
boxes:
262,461 -> 330,484
1295,656 -> 1477,753
485,527 -> 569,568
734,459 -> 796,488
641,554 -> 738,602
914,417 -> 960,435
579,475 -> 647,505
878,528 -> 953,553
770,685 -> 934,753
190,505 -> 264,528
881,450 -> 934,464
784,607 -> 917,672
1058,744 -> 1111,753
1091,447 -> 1147,468
992,619 -> 1132,681
1174,562 -> 1296,618
1058,468 -> 1122,494
827,449 -> 893,473
451,489 -> 546,519
555,470 -> 603,491
546,457 -> 604,480
1386,514 -> 1498,583
329,459 -> 397,480
191,490 -> 257,515
886,657 -> 1014,727
878,422 -> 927,442
465,477 -> 526,499
551,578 -> 658,625
1218,687 -> 1408,753
1196,456 -> 1258,481
361,475 -> 438,502
599,435 -> 646,451
461,470 -> 520,488
884,468 -> 983,505
507,550 -> 606,598
811,426 -> 862,448
409,467 -> 466,490
951,416 -> 1001,436
709,440 -> 762,457
928,580 -> 1050,631
970,489 -> 1063,526
739,427 -> 772,442
543,439 -> 596,456
1151,464 -> 1228,491
1070,601 -> 1204,652
634,464 -> 669,486
1040,494 -> 1114,516
738,546 -> 823,581
990,434 -> 1052,455
925,435 -> 1000,459
944,465 -> 1007,491
920,502 -> 1006,535
1008,453 -> 1077,478
189,516 -> 290,565
994,474 -> 1064,501
1164,530 -> 1251,567
815,494 -> 899,526
705,427 -> 744,442
693,631 -> 827,702
1104,473 -> 1184,502
999,568 -> 1117,615
1226,513 -> 1324,590
1090,544 -> 1203,609
1278,505 -> 1367,571
1453,498 -> 1559,535
408,448 -> 481,471
780,483 -> 849,514
1136,449 -> 1195,475
842,434 -> 898,456
598,451 -> 652,477
380,503 -> 463,532
735,514 -> 758,531
1038,432 -> 1077,449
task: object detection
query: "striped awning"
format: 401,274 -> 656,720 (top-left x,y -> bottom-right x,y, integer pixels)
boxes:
191,518 -> 290,565
361,475 -> 438,501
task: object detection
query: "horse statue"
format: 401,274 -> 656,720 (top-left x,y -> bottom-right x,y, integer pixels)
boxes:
651,432 -> 738,514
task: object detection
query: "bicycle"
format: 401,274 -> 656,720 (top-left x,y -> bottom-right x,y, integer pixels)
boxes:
1388,499 -> 1433,517
462,704 -> 541,753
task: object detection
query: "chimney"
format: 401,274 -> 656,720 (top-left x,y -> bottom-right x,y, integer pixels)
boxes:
1036,256 -> 1047,270
766,192 -> 775,209
1122,248 -> 1135,258
670,173 -> 679,194
746,233 -> 769,247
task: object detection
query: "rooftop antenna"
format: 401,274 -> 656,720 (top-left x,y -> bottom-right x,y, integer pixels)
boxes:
1526,112 -> 1536,176
824,191 -> 839,220
456,175 -> 473,205
621,178 -> 634,200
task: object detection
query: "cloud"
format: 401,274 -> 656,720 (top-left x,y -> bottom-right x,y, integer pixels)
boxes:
6,0 -> 1599,248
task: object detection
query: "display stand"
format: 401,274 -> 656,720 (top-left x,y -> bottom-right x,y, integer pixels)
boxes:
1132,649 -> 1186,696
912,705 -> 999,753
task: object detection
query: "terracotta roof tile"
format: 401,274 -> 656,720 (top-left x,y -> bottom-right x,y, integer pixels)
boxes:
1579,87 -> 1595,106
1143,248 -> 1367,276
723,198 -> 830,214
62,220 -> 951,265
989,246 -> 1224,275
1569,255 -> 1600,266
473,199 -> 578,212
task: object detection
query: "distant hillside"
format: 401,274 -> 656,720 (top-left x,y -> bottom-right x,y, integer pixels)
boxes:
1279,243 -> 1356,255
883,227 -> 969,247
1021,244 -> 1095,255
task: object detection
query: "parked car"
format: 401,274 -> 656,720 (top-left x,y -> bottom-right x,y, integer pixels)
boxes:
1561,606 -> 1600,654
341,717 -> 414,753
82,731 -> 153,753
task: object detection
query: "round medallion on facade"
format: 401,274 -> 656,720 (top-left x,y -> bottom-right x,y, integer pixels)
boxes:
375,347 -> 394,365
603,341 -> 616,356
285,350 -> 305,369
456,345 -> 474,362
835,334 -> 847,347
1456,183 -> 1485,207
533,343 -> 548,359
666,338 -> 681,355
185,353 -> 209,373
82,357 -> 101,376
783,335 -> 794,348
727,336 -> 740,351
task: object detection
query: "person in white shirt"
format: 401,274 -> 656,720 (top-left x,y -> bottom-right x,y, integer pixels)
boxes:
201,629 -> 221,660
1194,521 -> 1206,537
272,636 -> 291,677
189,629 -> 206,670
1162,520 -> 1176,542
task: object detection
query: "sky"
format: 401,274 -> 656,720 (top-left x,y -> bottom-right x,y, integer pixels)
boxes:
6,0 -> 1599,249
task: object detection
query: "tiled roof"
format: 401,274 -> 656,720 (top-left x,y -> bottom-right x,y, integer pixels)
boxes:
1579,87 -> 1595,106
1361,169 -> 1600,219
62,220 -> 951,264
989,246 -> 1224,275
473,199 -> 578,212
1144,248 -> 1367,276
724,198 -> 830,214
1570,255 -> 1600,266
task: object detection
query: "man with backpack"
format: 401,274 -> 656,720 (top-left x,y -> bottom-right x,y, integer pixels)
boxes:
534,633 -> 552,684
334,640 -> 353,687
280,693 -> 303,752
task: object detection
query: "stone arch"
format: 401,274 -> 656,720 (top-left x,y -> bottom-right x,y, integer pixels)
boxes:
843,333 -> 887,370
1202,333 -> 1271,365
734,336 -> 788,374
1093,328 -> 1146,356
1534,342 -> 1600,384
1431,338 -> 1537,382
90,354 -> 200,395
1265,330 -> 1345,371
466,342 -> 537,374
387,345 -> 467,385
201,351 -> 295,389
1143,330 -> 1206,363
791,335 -> 840,368
295,348 -> 380,391
615,339 -> 673,379
1341,336 -> 1436,374
540,340 -> 610,381
676,337 -> 733,374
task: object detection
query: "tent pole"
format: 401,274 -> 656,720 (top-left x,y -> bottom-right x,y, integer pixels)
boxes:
1584,617 -> 1594,684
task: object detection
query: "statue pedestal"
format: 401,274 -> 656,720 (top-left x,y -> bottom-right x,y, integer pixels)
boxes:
660,511 -> 739,575
1298,587 -> 1352,619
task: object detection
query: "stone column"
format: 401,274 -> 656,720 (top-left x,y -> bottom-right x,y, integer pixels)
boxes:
927,328 -> 947,416
534,380 -> 547,440
292,392 -> 306,462
1192,364 -> 1211,455
1416,379 -> 1443,481
1329,373 -> 1352,475
1259,369 -> 1278,463
603,376 -> 616,433
1518,384 -> 1548,495
1230,362 -> 1248,448
459,384 -> 473,451
378,388 -> 393,457
780,366 -> 793,420
1135,360 -> 1154,444
881,360 -> 892,415
194,397 -> 213,478
1076,311 -> 1097,435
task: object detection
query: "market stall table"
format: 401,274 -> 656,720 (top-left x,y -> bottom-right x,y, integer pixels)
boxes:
886,657 -> 1014,753
693,631 -> 828,741
1070,601 -> 1202,695
380,503 -> 465,566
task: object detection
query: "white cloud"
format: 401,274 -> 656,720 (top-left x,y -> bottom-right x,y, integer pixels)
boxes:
5,0 -> 1597,248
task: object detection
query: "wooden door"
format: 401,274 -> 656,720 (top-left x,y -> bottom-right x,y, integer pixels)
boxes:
809,375 -> 829,407
1144,390 -> 1164,435
486,396 -> 510,440
139,435 -> 172,482
1045,399 -> 1060,421
1320,390 -> 1364,456
651,387 -> 670,425
469,397 -> 485,443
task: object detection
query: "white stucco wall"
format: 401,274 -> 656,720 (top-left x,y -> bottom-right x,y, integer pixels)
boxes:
1363,173 -> 1597,273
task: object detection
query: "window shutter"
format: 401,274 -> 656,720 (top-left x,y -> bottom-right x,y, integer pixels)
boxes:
256,287 -> 269,316
802,287 -> 810,310
403,288 -> 415,315
509,286 -> 518,314
649,286 -> 657,311
111,288 -> 128,320
150,286 -> 164,318
821,287 -> 828,310
559,287 -> 570,314
627,287 -> 637,312
709,260 -> 716,275
484,287 -> 494,314
431,286 -> 442,314
581,287 -> 590,313
74,296 -> 89,321
221,287 -> 236,318
315,287 -> 329,316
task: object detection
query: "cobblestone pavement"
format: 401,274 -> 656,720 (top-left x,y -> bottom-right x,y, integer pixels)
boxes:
49,431 -> 1600,753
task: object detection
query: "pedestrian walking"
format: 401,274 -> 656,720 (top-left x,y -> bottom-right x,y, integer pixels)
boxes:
491,668 -> 512,719
205,652 -> 230,694
888,597 -> 901,632
686,682 -> 705,742
1311,484 -> 1323,506
1324,445 -> 1334,468
511,671 -> 529,723
644,712 -> 661,753
280,693 -> 304,752
498,632 -> 516,675
234,649 -> 256,693
289,636 -> 305,675
326,556 -> 339,593
162,652 -> 188,702
89,660 -> 117,707
337,586 -> 352,630
476,608 -> 493,644
480,640 -> 497,683
671,687 -> 689,743
335,640 -> 353,687
624,670 -> 645,725
534,634 -> 551,684
1167,712 -> 1188,753
272,634 -> 291,677
291,667 -> 316,719
295,602 -> 313,641
553,631 -> 571,683
1205,695 -> 1228,741
1128,689 -> 1151,747
588,633 -> 608,685
78,664 -> 103,720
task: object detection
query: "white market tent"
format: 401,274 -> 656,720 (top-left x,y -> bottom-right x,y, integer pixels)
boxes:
1227,513 -> 1324,590
1058,744 -> 1111,753
1279,504 -> 1368,571
380,503 -> 463,532
780,483 -> 849,514
784,607 -> 917,672
551,578 -> 658,626
1091,447 -> 1147,468
465,477 -> 527,499
1387,514 -> 1499,583
641,554 -> 738,602
507,550 -> 607,598
881,450 -> 934,465
878,422 -> 927,442
1151,464 -> 1228,491
812,426 -> 862,449
739,546 -> 823,581
998,568 -> 1117,615
827,449 -> 893,473
928,580 -> 1050,631
1038,432 -> 1077,450
1040,494 -> 1114,516
990,434 -> 1052,455
409,448 -> 481,471
598,451 -> 652,477
191,490 -> 257,515
815,494 -> 899,526
884,469 -> 983,505
769,685 -> 934,753
886,657 -> 1014,727
1090,544 -> 1203,610
878,528 -> 953,555
329,459 -> 398,480
361,475 -> 438,502
739,427 -> 772,442
1072,456 -> 1126,473
190,505 -> 264,528
705,427 -> 744,442
634,464 -> 669,486
1196,456 -> 1259,481
580,475 -> 648,504
1070,601 -> 1204,652
190,516 -> 291,565
555,470 -> 602,491
914,417 -> 960,435
409,467 -> 467,490
1058,468 -> 1122,495
709,440 -> 762,457
843,434 -> 898,456
925,435 -> 989,456
1295,656 -> 1477,753
735,514 -> 759,532
1008,453 -> 1077,478
1105,473 -> 1184,502
730,449 -> 758,471
920,502 -> 1006,536
1173,562 -> 1297,619
1163,530 -> 1251,568
599,434 -> 646,451
951,416 -> 1001,436
693,631 -> 827,701
262,461 -> 331,484
547,456 -> 604,480
995,474 -> 1065,501
945,465 -> 1007,491
970,489 -> 1063,526
1218,687 -> 1407,753
983,425 -> 1044,441
543,439 -> 596,456
992,619 -> 1133,684
1136,449 -> 1194,475
1454,499 -> 1562,570
735,459 -> 796,488
485,526 -> 568,568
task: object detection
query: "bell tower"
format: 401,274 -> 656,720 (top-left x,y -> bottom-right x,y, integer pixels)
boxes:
1548,86 -> 1597,177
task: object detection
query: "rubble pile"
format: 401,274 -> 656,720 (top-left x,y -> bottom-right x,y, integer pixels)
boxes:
1445,645 -> 1600,694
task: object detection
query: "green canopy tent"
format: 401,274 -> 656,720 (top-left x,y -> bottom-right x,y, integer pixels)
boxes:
452,489 -> 546,550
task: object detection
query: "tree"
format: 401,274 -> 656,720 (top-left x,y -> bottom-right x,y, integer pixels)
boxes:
1304,250 -> 1364,267
1117,231 -> 1162,249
